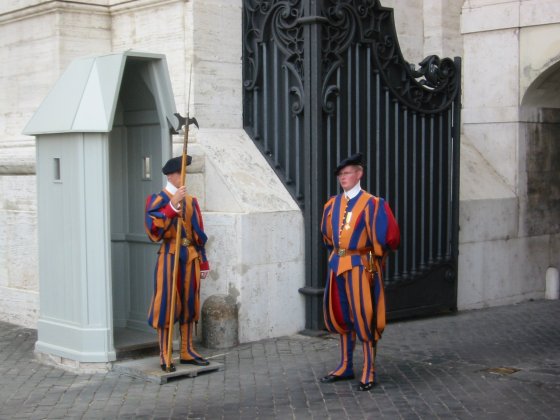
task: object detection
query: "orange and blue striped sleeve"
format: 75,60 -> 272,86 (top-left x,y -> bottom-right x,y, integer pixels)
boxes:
368,197 -> 400,253
145,192 -> 178,242
321,196 -> 336,253
376,198 -> 400,251
190,197 -> 210,271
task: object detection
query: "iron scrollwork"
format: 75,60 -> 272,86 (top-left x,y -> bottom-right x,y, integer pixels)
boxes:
320,0 -> 459,114
320,1 -> 389,114
370,5 -> 460,113
243,0 -> 305,115
320,2 -> 359,114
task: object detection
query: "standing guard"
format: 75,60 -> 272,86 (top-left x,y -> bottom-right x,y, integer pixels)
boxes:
145,155 -> 210,371
320,152 -> 400,391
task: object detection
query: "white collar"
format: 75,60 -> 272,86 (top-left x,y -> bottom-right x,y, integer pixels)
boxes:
344,182 -> 361,200
165,181 -> 177,195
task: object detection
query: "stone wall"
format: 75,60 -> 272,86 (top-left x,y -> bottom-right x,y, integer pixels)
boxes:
2,0 -> 559,334
0,0 -> 305,342
383,0 -> 463,65
0,0 -> 111,327
458,0 -> 560,309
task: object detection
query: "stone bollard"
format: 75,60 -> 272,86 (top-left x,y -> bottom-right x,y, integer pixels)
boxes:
545,267 -> 559,300
202,294 -> 239,349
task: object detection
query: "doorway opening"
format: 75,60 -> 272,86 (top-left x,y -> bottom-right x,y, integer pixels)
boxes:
110,58 -> 171,357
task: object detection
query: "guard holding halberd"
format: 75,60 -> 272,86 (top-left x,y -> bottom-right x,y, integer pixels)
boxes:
320,152 -> 400,391
145,155 -> 210,372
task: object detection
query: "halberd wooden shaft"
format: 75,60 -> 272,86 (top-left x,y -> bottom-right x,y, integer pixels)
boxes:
166,123 -> 189,372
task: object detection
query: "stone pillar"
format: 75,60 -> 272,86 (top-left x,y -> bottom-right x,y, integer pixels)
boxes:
202,294 -> 239,349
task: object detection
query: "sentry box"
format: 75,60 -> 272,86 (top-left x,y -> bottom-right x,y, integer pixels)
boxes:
23,51 -> 180,364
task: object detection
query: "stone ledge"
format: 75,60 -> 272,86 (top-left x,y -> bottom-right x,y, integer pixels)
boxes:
0,1 -> 109,24
0,161 -> 35,175
110,0 -> 183,15
0,141 -> 36,175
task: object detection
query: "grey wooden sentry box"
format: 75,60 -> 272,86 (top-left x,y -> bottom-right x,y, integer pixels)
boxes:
23,51 -> 179,363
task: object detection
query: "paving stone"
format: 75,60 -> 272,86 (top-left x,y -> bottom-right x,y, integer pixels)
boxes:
0,300 -> 559,419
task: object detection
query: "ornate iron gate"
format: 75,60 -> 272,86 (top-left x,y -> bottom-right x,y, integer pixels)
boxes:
243,0 -> 461,330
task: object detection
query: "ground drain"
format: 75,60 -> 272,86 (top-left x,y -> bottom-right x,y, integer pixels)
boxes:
483,367 -> 520,375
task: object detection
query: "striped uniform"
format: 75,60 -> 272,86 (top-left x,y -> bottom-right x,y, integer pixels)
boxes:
321,189 -> 399,384
145,190 -> 209,365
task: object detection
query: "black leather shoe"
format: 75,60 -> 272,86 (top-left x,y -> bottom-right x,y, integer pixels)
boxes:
161,363 -> 176,372
180,357 -> 210,366
358,381 -> 375,391
320,374 -> 355,383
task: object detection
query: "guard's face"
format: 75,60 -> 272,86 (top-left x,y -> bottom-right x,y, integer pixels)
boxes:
167,172 -> 182,189
337,165 -> 363,191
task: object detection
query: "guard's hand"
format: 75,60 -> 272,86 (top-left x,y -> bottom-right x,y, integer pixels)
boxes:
171,186 -> 186,209
201,270 -> 209,279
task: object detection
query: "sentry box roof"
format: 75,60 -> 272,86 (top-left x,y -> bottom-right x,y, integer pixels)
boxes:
23,50 -> 178,135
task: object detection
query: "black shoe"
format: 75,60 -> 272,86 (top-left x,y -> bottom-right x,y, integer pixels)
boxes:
320,374 -> 355,383
161,363 -> 176,372
180,357 -> 210,366
358,381 -> 375,391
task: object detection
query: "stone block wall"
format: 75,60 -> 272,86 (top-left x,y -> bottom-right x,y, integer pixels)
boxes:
0,0 -> 306,342
0,1 -> 111,327
458,0 -> 560,309
2,0 -> 558,335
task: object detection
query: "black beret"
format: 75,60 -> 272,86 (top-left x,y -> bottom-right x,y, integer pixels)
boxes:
335,152 -> 363,175
162,155 -> 192,175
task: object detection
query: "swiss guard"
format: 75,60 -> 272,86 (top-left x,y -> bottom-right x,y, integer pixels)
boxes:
320,152 -> 400,391
144,155 -> 210,372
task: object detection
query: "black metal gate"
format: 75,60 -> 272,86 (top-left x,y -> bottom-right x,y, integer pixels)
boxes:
243,0 -> 461,330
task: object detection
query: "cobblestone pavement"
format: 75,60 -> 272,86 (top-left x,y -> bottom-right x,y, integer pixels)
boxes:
1,299 -> 559,419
